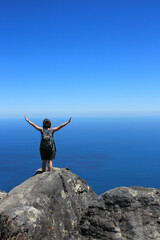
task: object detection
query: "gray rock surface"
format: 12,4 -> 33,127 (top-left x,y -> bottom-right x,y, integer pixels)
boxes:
0,191 -> 7,203
0,168 -> 97,240
0,168 -> 160,240
80,186 -> 160,240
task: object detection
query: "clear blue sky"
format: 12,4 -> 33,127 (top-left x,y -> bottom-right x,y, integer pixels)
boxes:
0,0 -> 160,118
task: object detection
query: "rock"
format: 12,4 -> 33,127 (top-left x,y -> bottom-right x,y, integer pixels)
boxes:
79,186 -> 160,240
0,169 -> 160,240
0,168 -> 97,240
0,191 -> 7,202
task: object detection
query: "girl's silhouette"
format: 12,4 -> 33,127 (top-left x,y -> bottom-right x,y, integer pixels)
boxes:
24,115 -> 72,171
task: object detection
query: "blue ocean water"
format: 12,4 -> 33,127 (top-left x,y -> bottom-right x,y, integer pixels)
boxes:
0,117 -> 160,195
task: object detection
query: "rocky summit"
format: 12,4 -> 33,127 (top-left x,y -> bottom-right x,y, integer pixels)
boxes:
0,191 -> 7,203
0,168 -> 160,240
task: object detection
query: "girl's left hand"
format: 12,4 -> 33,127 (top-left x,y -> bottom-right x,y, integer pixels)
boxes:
24,115 -> 28,122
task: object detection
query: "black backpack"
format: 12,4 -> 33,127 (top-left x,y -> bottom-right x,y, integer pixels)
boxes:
40,129 -> 54,151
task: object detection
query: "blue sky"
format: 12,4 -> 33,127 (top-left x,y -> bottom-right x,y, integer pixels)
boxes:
0,0 -> 160,118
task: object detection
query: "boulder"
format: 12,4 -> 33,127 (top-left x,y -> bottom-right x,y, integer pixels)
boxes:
0,191 -> 7,203
0,168 -> 97,240
0,168 -> 160,240
80,186 -> 160,240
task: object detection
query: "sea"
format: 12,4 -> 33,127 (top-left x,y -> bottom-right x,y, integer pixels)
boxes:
0,116 -> 160,195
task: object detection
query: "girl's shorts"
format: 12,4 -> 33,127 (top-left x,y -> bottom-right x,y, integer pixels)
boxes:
40,148 -> 56,160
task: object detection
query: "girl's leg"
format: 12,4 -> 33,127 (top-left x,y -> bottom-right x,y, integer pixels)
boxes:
48,160 -> 52,171
42,160 -> 47,172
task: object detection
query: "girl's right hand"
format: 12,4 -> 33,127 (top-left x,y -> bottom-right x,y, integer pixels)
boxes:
68,117 -> 72,123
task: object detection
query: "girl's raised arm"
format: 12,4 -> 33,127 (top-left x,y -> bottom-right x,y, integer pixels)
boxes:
53,117 -> 72,132
24,115 -> 41,131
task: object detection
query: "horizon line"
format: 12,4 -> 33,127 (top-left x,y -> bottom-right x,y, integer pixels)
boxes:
0,111 -> 160,119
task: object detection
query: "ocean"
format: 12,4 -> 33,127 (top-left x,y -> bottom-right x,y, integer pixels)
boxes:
0,116 -> 160,195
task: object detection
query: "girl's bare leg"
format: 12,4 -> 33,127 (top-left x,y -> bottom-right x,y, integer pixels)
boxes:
48,160 -> 52,171
42,160 -> 47,172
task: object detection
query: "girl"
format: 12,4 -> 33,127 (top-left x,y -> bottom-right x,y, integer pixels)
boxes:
24,115 -> 72,171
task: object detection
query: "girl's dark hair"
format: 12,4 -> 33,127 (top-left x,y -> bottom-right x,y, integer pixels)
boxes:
43,119 -> 51,129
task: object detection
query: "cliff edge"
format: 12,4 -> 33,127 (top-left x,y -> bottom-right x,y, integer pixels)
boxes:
0,168 -> 160,240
